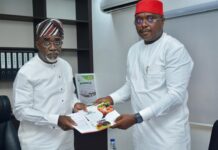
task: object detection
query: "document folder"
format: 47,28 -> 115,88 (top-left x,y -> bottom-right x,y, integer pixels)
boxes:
0,49 -> 36,81
6,52 -> 12,80
12,52 -> 18,80
0,52 -> 6,80
17,52 -> 23,69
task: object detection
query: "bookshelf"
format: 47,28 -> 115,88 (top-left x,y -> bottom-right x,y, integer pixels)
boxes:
0,0 -> 93,81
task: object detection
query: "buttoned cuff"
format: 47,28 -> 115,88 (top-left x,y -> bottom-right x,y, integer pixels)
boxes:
47,114 -> 59,126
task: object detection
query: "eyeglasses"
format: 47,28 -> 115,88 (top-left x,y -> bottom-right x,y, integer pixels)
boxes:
42,39 -> 63,48
135,15 -> 163,26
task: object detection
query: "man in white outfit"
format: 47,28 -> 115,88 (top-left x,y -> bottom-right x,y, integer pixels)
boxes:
13,19 -> 87,150
96,0 -> 193,149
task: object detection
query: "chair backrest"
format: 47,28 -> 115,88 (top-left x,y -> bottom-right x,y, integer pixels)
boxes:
208,120 -> 218,150
0,95 -> 21,150
0,95 -> 12,123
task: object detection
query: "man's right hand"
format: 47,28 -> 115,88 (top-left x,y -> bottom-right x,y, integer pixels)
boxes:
58,115 -> 77,131
94,96 -> 114,105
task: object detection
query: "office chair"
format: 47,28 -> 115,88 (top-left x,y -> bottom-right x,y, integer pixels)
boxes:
0,95 -> 21,150
208,120 -> 218,150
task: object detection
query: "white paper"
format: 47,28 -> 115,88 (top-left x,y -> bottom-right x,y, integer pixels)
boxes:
69,105 -> 120,134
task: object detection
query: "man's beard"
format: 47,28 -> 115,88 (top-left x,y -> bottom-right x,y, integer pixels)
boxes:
45,56 -> 58,63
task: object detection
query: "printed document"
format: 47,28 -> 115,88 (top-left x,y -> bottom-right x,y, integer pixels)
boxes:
70,105 -> 120,134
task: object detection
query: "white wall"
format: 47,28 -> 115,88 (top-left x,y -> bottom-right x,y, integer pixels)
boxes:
93,0 -> 213,150
190,124 -> 212,150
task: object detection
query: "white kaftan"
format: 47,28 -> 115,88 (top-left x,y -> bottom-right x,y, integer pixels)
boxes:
13,55 -> 79,150
111,33 -> 193,150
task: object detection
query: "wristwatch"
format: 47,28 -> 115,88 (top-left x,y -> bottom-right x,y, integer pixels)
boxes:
134,113 -> 143,123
